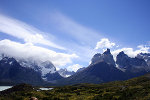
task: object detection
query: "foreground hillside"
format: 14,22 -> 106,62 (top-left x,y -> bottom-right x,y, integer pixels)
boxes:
0,73 -> 150,100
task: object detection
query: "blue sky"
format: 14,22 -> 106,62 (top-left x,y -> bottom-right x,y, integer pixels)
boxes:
0,0 -> 150,71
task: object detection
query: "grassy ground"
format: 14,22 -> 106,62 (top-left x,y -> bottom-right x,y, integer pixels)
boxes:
0,74 -> 150,100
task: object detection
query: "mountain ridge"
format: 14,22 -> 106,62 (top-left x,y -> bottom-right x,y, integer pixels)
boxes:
0,55 -> 63,85
56,49 -> 150,85
0,49 -> 150,86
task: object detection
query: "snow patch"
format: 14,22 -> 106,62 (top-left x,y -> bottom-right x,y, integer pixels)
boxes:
9,61 -> 13,65
41,66 -> 56,76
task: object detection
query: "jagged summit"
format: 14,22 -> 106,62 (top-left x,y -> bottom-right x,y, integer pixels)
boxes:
1,57 -> 17,64
137,53 -> 150,66
103,48 -> 111,54
116,51 -> 149,73
58,68 -> 75,77
118,51 -> 126,56
116,51 -> 130,69
91,48 -> 115,66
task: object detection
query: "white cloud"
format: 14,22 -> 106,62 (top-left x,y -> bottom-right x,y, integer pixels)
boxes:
95,38 -> 115,49
111,45 -> 150,61
67,64 -> 82,72
137,45 -> 150,52
0,14 -> 65,50
0,39 -> 78,68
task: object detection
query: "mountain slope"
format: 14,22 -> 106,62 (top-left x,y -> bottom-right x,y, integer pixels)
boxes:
0,54 -> 63,83
18,59 -> 63,81
57,61 -> 126,85
76,67 -> 86,73
0,57 -> 45,85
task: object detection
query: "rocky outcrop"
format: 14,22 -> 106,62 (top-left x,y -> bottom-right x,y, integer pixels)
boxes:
91,49 -> 115,66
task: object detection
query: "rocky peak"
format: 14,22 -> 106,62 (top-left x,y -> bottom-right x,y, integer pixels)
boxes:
117,51 -> 129,58
41,61 -> 56,69
76,67 -> 86,72
103,48 -> 111,55
92,53 -> 101,58
58,68 -> 75,77
116,51 -> 149,72
91,48 -> 115,66
137,53 -> 150,66
102,49 -> 115,66
91,53 -> 102,64
0,57 -> 18,66
117,51 -> 129,60
116,51 -> 132,69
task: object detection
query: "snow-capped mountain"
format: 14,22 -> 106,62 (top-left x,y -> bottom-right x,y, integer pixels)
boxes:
19,60 -> 56,75
0,56 -> 45,85
0,54 -> 63,82
58,68 -> 75,77
18,59 -> 62,81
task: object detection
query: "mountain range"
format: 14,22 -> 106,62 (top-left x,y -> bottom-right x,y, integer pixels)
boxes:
0,49 -> 150,86
56,49 -> 150,85
0,54 -> 63,85
0,57 -> 44,85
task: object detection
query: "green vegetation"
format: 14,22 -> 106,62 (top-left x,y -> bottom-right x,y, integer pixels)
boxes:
0,74 -> 150,100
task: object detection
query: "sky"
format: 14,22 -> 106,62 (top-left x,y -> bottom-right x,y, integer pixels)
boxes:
0,0 -> 150,72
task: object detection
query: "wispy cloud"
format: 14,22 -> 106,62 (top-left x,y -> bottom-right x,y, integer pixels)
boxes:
47,12 -> 103,64
0,14 -> 65,50
50,12 -> 102,46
